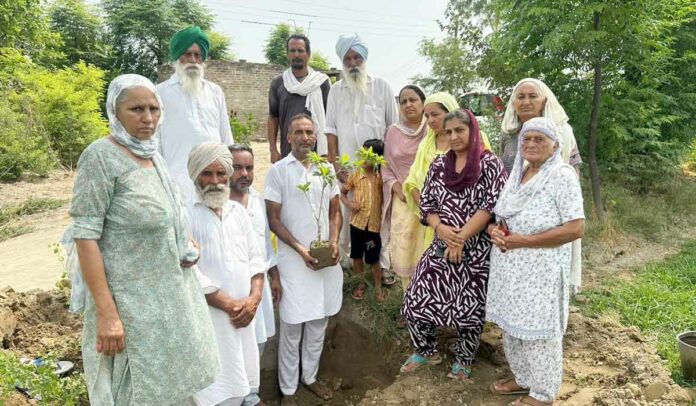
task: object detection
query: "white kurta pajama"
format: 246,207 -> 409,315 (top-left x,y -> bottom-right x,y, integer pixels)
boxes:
264,153 -> 343,395
324,76 -> 398,267
189,199 -> 266,406
157,74 -> 234,203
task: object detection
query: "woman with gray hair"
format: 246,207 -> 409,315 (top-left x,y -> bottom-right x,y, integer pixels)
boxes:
486,117 -> 585,406
66,74 -> 218,405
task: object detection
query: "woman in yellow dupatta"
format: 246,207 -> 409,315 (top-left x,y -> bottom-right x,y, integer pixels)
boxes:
403,92 -> 491,260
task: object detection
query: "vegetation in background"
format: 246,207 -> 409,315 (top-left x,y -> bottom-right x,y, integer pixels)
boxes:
263,23 -> 332,71
0,198 -> 67,241
229,112 -> 260,146
584,240 -> 696,385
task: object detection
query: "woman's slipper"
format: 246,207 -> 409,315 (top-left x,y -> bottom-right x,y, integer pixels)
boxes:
508,396 -> 553,406
381,268 -> 397,286
399,353 -> 442,373
351,284 -> 366,300
20,357 -> 74,377
490,378 -> 530,395
447,362 -> 472,381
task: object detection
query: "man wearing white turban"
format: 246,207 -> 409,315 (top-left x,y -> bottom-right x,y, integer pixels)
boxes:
187,143 -> 267,406
325,33 -> 398,281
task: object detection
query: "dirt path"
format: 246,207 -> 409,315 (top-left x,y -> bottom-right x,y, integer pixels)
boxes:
0,141 -> 272,292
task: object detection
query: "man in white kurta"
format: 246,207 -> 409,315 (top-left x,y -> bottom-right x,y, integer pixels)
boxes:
325,33 -> 398,277
187,143 -> 266,406
265,114 -> 342,406
228,143 -> 280,406
157,27 -> 234,203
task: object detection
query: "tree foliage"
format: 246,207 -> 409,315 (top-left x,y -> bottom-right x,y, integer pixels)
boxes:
0,0 -> 62,66
48,0 -> 109,68
208,31 -> 235,61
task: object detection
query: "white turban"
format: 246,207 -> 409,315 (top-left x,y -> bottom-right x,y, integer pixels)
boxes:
187,142 -> 234,181
335,33 -> 368,61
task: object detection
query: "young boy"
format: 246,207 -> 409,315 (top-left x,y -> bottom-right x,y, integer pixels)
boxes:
340,139 -> 385,302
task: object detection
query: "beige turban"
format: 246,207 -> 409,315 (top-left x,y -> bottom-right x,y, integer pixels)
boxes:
187,142 -> 234,181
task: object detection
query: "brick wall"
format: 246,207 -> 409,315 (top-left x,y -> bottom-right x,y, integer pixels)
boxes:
158,60 -> 285,141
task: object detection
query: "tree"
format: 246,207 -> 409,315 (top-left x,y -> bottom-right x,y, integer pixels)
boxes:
208,31 -> 235,61
0,0 -> 62,65
49,0 -> 109,68
309,51 -> 330,71
101,0 -> 215,80
263,23 -> 293,66
412,37 -> 476,95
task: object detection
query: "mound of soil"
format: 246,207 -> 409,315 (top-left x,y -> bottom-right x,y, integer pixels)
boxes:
0,287 -> 82,366
359,308 -> 694,405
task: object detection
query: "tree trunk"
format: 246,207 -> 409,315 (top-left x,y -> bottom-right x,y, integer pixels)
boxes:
587,11 -> 606,221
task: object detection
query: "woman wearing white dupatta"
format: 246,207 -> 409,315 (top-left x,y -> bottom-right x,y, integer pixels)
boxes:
486,117 -> 585,406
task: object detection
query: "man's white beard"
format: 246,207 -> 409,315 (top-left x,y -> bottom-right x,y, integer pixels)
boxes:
342,64 -> 368,100
174,61 -> 205,97
197,183 -> 229,209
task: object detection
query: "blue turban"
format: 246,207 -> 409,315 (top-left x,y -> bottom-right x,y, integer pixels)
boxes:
335,33 -> 368,61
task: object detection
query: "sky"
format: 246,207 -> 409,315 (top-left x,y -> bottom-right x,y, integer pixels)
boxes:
201,0 -> 449,91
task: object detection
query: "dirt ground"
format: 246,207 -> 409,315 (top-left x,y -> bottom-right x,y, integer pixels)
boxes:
1,140 -> 695,405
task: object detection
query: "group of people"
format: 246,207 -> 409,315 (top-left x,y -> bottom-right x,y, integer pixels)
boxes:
65,23 -> 585,406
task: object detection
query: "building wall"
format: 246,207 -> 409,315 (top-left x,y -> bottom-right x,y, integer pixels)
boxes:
158,60 -> 285,141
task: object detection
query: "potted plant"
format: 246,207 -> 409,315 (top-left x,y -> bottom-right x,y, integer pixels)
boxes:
297,152 -> 355,269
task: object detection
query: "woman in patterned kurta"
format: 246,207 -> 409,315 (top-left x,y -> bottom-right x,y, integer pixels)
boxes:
401,110 -> 507,380
486,117 -> 585,406
69,75 -> 218,405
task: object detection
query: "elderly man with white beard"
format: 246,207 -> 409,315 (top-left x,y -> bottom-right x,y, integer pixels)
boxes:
187,143 -> 266,406
158,26 -> 234,203
325,33 -> 398,283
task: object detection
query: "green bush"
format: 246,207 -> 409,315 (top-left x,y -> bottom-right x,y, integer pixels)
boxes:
14,62 -> 108,167
0,96 -> 56,181
230,112 -> 260,146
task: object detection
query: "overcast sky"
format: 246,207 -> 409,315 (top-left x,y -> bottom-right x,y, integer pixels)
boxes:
201,0 -> 448,91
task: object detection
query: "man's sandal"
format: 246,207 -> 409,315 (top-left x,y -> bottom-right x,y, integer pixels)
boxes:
508,396 -> 553,406
381,268 -> 397,286
490,378 -> 530,395
399,353 -> 442,373
447,362 -> 471,381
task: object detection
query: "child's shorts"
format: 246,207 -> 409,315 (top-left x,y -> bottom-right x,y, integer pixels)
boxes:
349,225 -> 382,265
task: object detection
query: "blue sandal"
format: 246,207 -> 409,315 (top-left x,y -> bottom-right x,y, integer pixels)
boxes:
447,362 -> 472,380
399,353 -> 442,373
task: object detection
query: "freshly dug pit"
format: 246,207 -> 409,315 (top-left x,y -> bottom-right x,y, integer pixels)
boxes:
258,316 -> 399,405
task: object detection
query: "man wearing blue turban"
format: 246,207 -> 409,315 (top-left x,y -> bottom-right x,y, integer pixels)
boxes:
157,26 -> 234,204
325,33 -> 399,286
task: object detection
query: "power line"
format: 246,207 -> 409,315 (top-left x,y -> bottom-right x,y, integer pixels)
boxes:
205,1 -> 436,29
269,0 -> 433,22
229,18 -> 433,39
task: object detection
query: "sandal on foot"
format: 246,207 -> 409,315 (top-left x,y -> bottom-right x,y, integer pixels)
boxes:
490,378 -> 529,396
381,268 -> 397,286
399,353 -> 442,373
280,395 -> 298,406
375,290 -> 386,303
305,381 -> 332,401
508,396 -> 553,406
447,362 -> 472,381
351,284 -> 366,300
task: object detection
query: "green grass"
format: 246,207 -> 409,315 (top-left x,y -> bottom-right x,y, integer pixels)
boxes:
583,175 -> 696,244
583,240 -> 696,386
0,197 -> 67,242
0,351 -> 88,405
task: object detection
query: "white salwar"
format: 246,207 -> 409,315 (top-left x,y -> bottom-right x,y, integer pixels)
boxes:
242,187 -> 276,406
324,75 -> 398,267
264,153 -> 343,395
157,74 -> 234,203
189,199 -> 265,406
